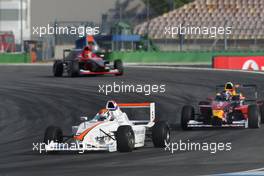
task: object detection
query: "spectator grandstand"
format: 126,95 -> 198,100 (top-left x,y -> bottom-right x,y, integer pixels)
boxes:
134,0 -> 264,51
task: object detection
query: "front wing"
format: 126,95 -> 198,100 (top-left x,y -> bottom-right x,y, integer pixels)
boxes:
187,120 -> 248,128
79,69 -> 120,75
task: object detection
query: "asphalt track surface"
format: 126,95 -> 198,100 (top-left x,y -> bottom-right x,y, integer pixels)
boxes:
0,66 -> 264,176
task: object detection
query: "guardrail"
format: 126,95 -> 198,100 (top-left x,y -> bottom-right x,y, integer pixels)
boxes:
0,53 -> 31,63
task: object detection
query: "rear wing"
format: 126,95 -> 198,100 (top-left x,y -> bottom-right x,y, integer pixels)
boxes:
63,49 -> 71,59
117,102 -> 155,125
63,49 -> 82,60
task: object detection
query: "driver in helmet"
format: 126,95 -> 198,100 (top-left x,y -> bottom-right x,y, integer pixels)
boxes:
80,44 -> 105,72
223,82 -> 245,105
81,35 -> 98,60
96,108 -> 110,121
224,82 -> 238,96
82,46 -> 96,60
216,82 -> 245,101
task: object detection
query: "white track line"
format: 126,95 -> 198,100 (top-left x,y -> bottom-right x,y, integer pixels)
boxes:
213,167 -> 264,176
128,65 -> 264,75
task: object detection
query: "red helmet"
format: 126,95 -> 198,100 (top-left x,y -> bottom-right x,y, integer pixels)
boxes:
82,46 -> 93,58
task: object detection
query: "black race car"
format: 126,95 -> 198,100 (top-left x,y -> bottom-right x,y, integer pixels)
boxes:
53,49 -> 124,77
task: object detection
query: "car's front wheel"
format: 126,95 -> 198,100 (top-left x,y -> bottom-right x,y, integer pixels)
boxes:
44,126 -> 63,144
116,126 -> 135,152
53,60 -> 63,77
114,60 -> 124,76
67,61 -> 80,77
181,105 -> 195,130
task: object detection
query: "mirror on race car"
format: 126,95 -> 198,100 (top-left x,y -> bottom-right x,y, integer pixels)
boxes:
80,116 -> 88,121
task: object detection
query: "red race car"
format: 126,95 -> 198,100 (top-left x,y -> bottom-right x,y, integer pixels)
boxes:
181,84 -> 264,130
53,48 -> 123,77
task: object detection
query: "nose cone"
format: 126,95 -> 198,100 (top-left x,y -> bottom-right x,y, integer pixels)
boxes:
212,101 -> 228,110
74,122 -> 102,141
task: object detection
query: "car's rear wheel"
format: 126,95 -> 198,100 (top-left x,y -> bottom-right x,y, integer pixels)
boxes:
152,121 -> 170,147
116,126 -> 135,152
248,104 -> 261,128
181,105 -> 195,130
114,60 -> 124,76
53,60 -> 63,77
67,61 -> 79,77
44,126 -> 63,144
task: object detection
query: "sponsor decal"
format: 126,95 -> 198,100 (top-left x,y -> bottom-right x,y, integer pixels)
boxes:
242,60 -> 259,71
213,56 -> 264,71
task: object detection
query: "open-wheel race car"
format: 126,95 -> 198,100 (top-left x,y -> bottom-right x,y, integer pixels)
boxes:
52,48 -> 124,77
43,101 -> 170,153
181,83 -> 264,130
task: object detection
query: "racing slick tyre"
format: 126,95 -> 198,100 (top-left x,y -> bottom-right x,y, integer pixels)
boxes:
44,126 -> 63,144
116,126 -> 135,152
67,61 -> 80,77
114,60 -> 124,76
152,121 -> 170,148
181,105 -> 195,130
53,60 -> 63,77
248,104 -> 261,128
259,102 -> 264,123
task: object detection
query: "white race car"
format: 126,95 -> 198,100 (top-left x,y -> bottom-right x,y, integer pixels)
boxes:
43,100 -> 170,153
